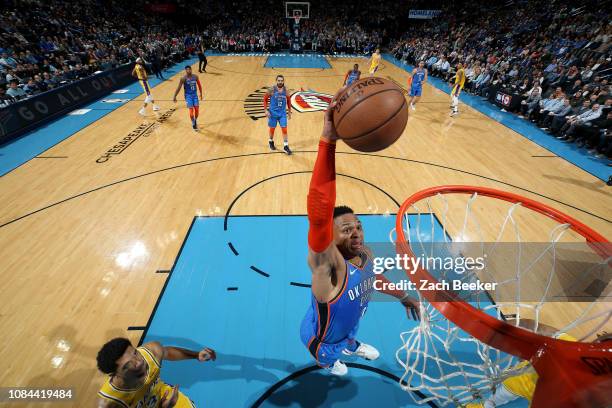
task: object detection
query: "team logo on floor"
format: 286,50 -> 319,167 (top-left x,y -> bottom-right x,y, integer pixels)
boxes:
243,87 -> 331,120
243,87 -> 268,120
290,90 -> 333,113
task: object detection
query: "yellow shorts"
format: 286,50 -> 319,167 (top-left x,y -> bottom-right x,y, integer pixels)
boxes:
451,84 -> 462,97
502,361 -> 536,402
140,80 -> 151,96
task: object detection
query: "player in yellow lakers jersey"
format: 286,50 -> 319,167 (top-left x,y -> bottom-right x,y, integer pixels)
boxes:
465,320 -> 611,408
132,58 -> 160,116
368,49 -> 381,76
96,337 -> 216,408
450,62 -> 465,116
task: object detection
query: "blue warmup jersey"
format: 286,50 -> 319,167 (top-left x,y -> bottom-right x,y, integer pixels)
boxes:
184,75 -> 199,107
346,70 -> 360,86
409,68 -> 426,97
268,86 -> 288,128
300,255 -> 376,366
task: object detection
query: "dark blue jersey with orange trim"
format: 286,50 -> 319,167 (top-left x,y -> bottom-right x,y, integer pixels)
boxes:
184,75 -> 199,97
308,255 -> 376,345
270,86 -> 288,116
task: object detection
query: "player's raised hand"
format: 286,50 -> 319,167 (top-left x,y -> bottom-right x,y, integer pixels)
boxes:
322,88 -> 344,142
160,384 -> 179,408
198,347 -> 216,362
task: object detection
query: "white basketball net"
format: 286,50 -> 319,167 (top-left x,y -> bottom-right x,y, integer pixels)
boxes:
390,192 -> 611,407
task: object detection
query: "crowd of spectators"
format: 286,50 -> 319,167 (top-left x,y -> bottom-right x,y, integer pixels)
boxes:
186,0 -> 391,54
0,0 -> 390,109
391,0 -> 611,158
1,0 -> 610,159
0,0 -> 196,108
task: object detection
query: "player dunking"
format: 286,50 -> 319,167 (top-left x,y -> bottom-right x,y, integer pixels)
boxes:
263,75 -> 292,155
132,57 -> 160,116
96,337 -> 216,408
368,49 -> 381,77
450,62 -> 465,116
173,66 -> 203,130
300,92 -> 420,376
343,64 -> 361,87
408,61 -> 428,111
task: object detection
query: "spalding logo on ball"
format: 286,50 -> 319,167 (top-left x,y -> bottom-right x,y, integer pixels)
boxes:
333,77 -> 408,152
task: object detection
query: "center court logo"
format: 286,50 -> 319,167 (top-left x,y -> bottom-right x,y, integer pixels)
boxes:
290,90 -> 333,112
243,87 -> 332,120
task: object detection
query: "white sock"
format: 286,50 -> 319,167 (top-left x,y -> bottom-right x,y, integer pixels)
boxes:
284,140 -> 288,146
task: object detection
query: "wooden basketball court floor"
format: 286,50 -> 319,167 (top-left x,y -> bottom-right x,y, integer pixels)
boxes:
0,54 -> 609,407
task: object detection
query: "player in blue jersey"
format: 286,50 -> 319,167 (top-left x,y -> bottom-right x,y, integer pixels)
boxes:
408,61 -> 428,111
173,66 -> 203,130
343,64 -> 361,87
301,91 -> 420,376
264,75 -> 292,155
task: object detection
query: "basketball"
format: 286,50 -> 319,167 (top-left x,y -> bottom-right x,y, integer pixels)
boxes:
333,77 -> 408,152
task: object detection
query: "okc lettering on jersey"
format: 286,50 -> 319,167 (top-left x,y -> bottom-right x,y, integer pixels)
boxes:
184,77 -> 198,95
347,275 -> 376,306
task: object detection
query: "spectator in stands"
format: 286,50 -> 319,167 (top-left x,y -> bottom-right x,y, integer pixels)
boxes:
566,79 -> 583,96
0,85 -> 15,108
426,54 -> 438,70
520,88 -> 541,117
23,78 -> 40,95
5,69 -> 21,84
531,93 -> 564,123
473,68 -> 491,95
576,110 -> 612,150
6,79 -> 27,100
0,53 -> 18,71
62,65 -> 76,82
541,97 -> 573,130
42,72 -> 56,89
557,103 -> 602,141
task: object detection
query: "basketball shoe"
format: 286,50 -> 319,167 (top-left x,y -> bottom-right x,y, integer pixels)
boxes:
342,341 -> 380,360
